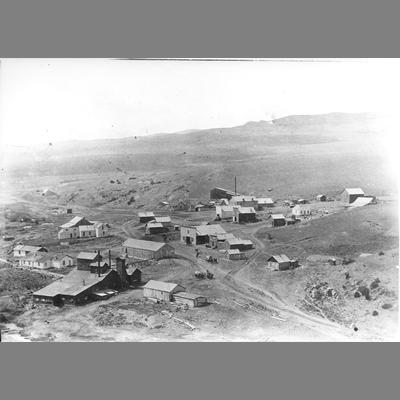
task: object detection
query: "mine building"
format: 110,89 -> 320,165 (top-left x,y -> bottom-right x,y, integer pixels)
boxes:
122,238 -> 175,260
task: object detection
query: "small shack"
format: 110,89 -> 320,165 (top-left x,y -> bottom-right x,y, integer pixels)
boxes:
267,254 -> 297,271
173,292 -> 207,307
145,222 -> 168,235
226,248 -> 244,260
271,214 -> 286,227
143,280 -> 185,303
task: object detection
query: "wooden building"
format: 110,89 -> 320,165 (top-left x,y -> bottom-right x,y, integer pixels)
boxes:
271,214 -> 286,227
143,280 -> 185,303
226,249 -> 245,260
122,238 -> 175,260
232,206 -> 257,223
230,195 -> 258,208
19,254 -> 53,270
77,252 -> 102,271
267,255 -> 297,271
316,194 -> 327,202
180,224 -> 226,245
13,245 -> 48,258
173,292 -> 207,307
145,222 -> 169,235
154,216 -> 173,228
256,198 -> 274,210
52,255 -> 74,269
341,188 -> 365,204
210,187 -> 236,200
292,205 -> 312,218
215,205 -> 234,220
209,232 -> 236,249
225,237 -> 254,251
138,212 -> 155,224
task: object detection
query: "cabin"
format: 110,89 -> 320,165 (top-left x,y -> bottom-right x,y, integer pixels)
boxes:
138,212 -> 156,223
180,224 -> 226,245
122,238 -> 175,260
271,214 -> 286,227
215,205 -> 234,220
77,252 -> 102,271
13,245 -> 48,258
52,255 -> 74,269
267,255 -> 297,271
292,205 -> 312,218
256,198 -> 274,210
232,206 -> 257,223
145,221 -> 169,235
341,188 -> 365,204
143,280 -> 185,303
173,292 -> 207,307
210,187 -> 236,200
230,195 -> 258,208
226,249 -> 245,260
225,238 -> 254,251
316,194 -> 327,202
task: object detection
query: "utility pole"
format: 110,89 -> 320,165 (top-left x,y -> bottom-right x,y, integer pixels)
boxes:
234,176 -> 237,195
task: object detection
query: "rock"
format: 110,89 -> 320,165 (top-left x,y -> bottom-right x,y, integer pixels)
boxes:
354,291 -> 361,298
370,278 -> 380,290
372,310 -> 379,316
382,303 -> 392,310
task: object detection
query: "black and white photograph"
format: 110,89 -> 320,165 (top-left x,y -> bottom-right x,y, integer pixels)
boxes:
0,58 -> 398,342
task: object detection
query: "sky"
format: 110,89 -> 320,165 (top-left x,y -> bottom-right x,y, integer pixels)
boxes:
1,58 -> 399,147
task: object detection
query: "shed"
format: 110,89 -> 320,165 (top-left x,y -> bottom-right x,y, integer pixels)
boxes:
232,207 -> 257,223
145,222 -> 169,235
225,238 -> 254,251
52,255 -> 74,269
143,280 -> 185,303
226,249 -> 244,260
77,252 -> 102,271
122,238 -> 175,260
267,254 -> 297,271
173,292 -> 207,307
154,216 -> 173,227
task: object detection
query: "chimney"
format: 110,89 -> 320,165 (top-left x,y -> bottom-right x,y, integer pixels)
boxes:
97,250 -> 101,277
109,249 -> 112,270
234,176 -> 237,196
116,257 -> 128,286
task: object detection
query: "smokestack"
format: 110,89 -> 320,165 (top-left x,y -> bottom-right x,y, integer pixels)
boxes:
97,250 -> 101,277
234,176 -> 237,196
109,249 -> 111,270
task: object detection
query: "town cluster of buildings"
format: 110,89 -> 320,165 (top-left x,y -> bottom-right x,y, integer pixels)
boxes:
57,216 -> 109,240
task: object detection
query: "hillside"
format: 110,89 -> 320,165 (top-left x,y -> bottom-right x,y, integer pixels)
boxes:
1,112 -> 396,210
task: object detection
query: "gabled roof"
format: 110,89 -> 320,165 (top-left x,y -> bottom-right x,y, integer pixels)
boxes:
138,211 -> 155,218
14,245 -> 47,252
215,233 -> 236,241
227,249 -> 242,254
24,254 -> 53,263
79,225 -> 96,231
196,224 -> 226,236
122,238 -> 170,252
226,238 -> 253,246
60,216 -> 93,229
143,280 -> 184,293
212,187 -> 236,195
126,265 -> 141,276
77,252 -> 100,260
271,214 -> 285,219
268,254 -> 291,263
343,188 -> 365,195
33,269 -> 114,297
146,222 -> 164,228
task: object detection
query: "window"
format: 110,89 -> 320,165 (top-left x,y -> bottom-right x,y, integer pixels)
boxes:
62,260 -> 65,266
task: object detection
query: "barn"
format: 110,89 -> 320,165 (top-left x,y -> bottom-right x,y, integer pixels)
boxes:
210,187 -> 236,200
232,206 -> 257,223
173,292 -> 207,307
143,280 -> 185,303
122,238 -> 175,260
271,214 -> 286,227
341,188 -> 365,204
138,212 -> 155,223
